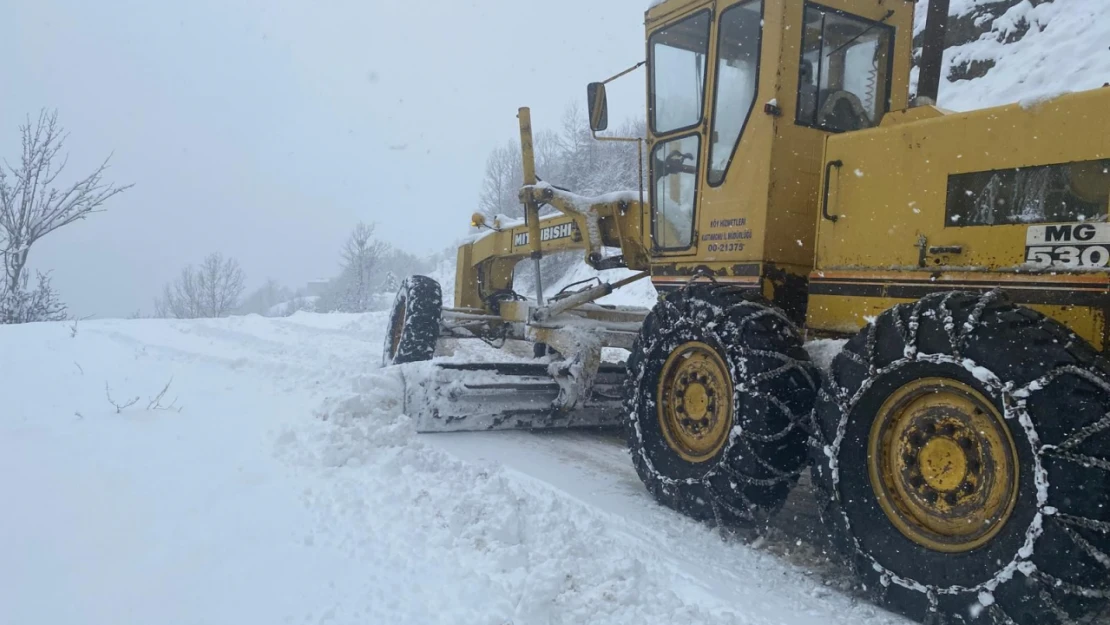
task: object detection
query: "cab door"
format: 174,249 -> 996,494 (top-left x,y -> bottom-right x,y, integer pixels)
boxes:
647,1 -> 766,260
646,7 -> 713,257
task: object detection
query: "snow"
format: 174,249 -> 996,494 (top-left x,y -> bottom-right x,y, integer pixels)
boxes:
936,0 -> 1110,111
804,338 -> 846,373
0,314 -> 913,625
542,256 -> 658,308
268,294 -> 320,316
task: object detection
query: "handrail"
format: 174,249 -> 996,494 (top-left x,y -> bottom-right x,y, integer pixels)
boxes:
822,160 -> 844,222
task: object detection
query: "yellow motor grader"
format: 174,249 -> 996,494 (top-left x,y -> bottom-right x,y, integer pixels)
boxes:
383,0 -> 1110,623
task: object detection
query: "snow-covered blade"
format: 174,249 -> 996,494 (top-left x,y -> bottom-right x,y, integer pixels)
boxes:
401,360 -> 625,433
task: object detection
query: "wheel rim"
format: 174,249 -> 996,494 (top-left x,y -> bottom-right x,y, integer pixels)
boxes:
657,341 -> 733,463
868,377 -> 1020,553
388,299 -> 406,358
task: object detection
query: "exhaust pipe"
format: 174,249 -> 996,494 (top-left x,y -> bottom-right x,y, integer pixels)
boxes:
916,0 -> 951,104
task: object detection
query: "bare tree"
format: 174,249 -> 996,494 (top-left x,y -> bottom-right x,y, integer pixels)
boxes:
154,252 -> 245,319
0,109 -> 131,318
478,141 -> 520,219
315,222 -> 391,313
476,104 -> 646,295
477,132 -> 561,221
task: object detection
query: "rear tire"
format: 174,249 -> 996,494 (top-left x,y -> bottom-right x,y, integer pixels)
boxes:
382,275 -> 442,366
812,290 -> 1110,625
625,284 -> 817,525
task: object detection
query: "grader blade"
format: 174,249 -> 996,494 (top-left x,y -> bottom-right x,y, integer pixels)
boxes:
401,361 -> 626,433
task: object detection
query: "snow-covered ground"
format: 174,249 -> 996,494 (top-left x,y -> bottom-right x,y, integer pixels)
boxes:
1,312 -> 904,625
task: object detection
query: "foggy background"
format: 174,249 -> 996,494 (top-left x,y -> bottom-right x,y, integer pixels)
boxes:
1,0 -> 650,318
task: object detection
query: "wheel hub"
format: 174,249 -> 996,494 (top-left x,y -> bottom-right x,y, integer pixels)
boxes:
868,377 -> 1019,553
657,342 -> 733,463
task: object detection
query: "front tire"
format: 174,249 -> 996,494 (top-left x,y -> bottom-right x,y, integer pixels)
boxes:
812,290 -> 1110,625
625,284 -> 817,525
382,275 -> 442,366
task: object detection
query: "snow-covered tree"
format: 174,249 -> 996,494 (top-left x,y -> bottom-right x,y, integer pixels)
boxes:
154,252 -> 245,319
0,109 -> 131,323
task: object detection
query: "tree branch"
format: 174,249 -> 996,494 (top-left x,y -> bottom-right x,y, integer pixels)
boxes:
0,108 -> 131,302
105,382 -> 140,413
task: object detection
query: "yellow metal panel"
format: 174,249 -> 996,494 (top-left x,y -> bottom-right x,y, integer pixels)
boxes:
807,293 -> 917,334
816,88 -> 1110,272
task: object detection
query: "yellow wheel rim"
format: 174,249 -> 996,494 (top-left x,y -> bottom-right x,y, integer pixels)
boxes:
389,301 -> 406,358
657,341 -> 734,463
868,377 -> 1020,553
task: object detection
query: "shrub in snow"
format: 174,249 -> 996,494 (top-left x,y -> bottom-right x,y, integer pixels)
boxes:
0,271 -> 66,324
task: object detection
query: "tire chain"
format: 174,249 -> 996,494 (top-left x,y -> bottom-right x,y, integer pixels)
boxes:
810,289 -> 1110,625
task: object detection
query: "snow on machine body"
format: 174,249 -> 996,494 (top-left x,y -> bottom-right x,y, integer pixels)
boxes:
384,0 -> 1110,623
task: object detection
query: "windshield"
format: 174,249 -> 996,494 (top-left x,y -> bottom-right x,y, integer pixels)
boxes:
650,11 -> 711,134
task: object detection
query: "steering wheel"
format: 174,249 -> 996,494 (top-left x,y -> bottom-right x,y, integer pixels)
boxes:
817,90 -> 872,131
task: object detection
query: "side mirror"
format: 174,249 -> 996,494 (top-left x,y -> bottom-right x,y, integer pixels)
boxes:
587,82 -> 608,132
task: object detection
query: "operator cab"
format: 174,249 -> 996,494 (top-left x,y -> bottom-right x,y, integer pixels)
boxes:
586,0 -> 913,304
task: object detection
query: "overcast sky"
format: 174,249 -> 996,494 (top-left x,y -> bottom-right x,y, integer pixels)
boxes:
2,0 -> 650,317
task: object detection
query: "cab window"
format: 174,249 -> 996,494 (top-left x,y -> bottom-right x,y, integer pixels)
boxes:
708,0 -> 764,186
652,134 -> 701,250
796,3 -> 894,132
650,11 -> 711,134
946,161 -> 1110,227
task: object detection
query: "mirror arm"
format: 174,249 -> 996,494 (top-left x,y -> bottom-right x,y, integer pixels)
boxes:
601,60 -> 646,85
587,60 -> 649,211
